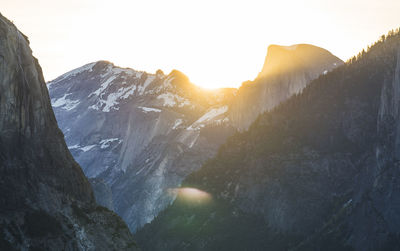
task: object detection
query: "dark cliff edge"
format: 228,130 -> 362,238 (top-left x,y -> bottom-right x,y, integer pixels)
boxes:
135,30 -> 400,251
0,13 -> 138,250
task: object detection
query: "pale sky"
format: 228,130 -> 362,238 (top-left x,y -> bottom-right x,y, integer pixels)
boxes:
2,0 -> 400,88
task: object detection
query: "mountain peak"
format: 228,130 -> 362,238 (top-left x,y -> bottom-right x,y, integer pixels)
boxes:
168,69 -> 190,82
257,43 -> 343,79
167,69 -> 195,90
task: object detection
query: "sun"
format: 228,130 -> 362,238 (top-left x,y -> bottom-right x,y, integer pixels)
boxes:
3,0 -> 400,88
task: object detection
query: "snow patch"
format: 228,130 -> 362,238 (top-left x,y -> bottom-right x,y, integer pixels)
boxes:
139,106 -> 162,113
172,119 -> 183,130
157,92 -> 191,107
197,106 -> 228,123
189,133 -> 199,148
68,144 -> 80,150
138,75 -> 156,95
100,138 -> 122,149
157,92 -> 176,107
102,92 -> 121,112
89,84 -> 138,112
80,145 -> 96,152
51,93 -> 80,111
120,85 -> 137,99
88,104 -> 99,111
89,75 -> 117,97
68,144 -> 97,152
188,106 -> 228,130
111,67 -> 136,76
87,71 -> 142,112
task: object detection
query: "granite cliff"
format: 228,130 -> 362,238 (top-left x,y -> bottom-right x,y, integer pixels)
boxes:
0,13 -> 138,250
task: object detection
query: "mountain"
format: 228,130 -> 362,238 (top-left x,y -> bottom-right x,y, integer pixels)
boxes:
48,43 -> 341,232
229,44 -> 342,130
0,13 -> 138,250
135,30 -> 400,250
48,61 -> 237,231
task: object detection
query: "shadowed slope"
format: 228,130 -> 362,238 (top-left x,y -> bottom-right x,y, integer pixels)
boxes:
136,30 -> 400,251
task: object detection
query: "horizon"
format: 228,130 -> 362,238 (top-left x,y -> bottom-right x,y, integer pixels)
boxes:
3,0 -> 400,88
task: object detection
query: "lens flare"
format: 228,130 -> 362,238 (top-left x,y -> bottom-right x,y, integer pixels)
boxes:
169,187 -> 212,203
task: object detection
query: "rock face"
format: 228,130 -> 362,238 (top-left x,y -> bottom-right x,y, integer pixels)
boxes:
135,31 -> 400,250
0,13 -> 137,250
48,63 -> 237,231
228,44 -> 342,130
48,43 -> 341,232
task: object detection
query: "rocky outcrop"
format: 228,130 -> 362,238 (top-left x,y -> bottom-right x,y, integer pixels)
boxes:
258,44 -> 341,78
0,13 -> 137,250
135,31 -> 400,250
228,44 -> 343,130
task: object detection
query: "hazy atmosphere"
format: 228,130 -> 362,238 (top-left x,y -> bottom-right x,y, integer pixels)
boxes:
3,0 -> 400,250
3,0 -> 400,88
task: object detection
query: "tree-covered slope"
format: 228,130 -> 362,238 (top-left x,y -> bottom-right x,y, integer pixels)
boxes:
136,30 -> 400,251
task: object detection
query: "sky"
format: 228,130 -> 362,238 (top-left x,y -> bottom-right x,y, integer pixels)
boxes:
2,0 -> 400,88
